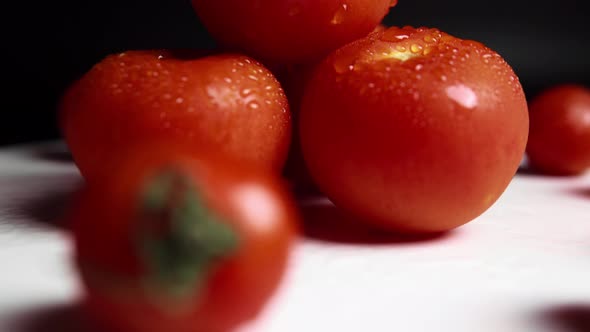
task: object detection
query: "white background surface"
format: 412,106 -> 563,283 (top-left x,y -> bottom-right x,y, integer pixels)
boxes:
0,142 -> 589,332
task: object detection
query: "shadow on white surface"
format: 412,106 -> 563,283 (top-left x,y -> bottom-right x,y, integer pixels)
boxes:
1,303 -> 117,332
300,198 -> 453,245
0,174 -> 80,230
537,304 -> 590,332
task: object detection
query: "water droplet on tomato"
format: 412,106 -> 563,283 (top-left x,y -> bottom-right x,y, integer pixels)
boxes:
240,88 -> 253,97
175,97 -> 184,104
410,44 -> 423,53
446,84 -> 478,109
331,4 -> 348,25
248,101 -> 261,110
423,35 -> 436,43
389,0 -> 398,7
415,64 -> 423,71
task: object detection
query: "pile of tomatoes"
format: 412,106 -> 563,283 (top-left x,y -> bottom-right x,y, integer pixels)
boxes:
58,1 -> 590,331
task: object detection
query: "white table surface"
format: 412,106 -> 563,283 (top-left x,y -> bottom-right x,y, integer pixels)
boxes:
0,142 -> 589,332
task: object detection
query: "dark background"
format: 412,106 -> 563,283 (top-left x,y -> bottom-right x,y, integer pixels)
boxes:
2,0 -> 588,145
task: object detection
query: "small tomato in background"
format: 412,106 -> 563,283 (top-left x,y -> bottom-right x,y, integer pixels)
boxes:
60,51 -> 291,182
526,85 -> 590,175
68,145 -> 298,332
300,26 -> 529,233
191,0 -> 397,64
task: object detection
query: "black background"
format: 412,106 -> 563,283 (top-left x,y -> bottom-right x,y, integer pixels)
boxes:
2,0 -> 588,145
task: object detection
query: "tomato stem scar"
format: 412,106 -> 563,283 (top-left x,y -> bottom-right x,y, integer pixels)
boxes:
137,169 -> 238,301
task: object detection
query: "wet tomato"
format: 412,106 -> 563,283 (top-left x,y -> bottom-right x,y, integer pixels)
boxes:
191,0 -> 396,64
60,51 -> 291,182
300,26 -> 529,233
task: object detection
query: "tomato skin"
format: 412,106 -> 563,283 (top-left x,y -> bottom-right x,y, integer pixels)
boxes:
526,85 -> 590,175
69,145 -> 298,332
60,51 -> 291,182
191,0 -> 394,64
300,27 -> 529,233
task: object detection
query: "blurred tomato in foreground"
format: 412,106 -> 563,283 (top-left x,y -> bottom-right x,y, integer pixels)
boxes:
69,145 -> 298,332
526,85 -> 590,175
300,26 -> 529,233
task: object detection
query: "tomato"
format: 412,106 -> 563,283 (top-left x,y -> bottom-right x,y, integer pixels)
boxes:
60,51 -> 291,182
526,85 -> 590,175
69,145 -> 298,332
299,26 -> 529,233
191,0 -> 396,64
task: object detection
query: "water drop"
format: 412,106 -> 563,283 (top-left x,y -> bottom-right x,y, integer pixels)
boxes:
415,64 -> 423,71
223,77 -> 232,84
163,93 -> 172,100
248,74 -> 259,81
410,44 -> 423,53
446,84 -> 478,109
248,101 -> 261,110
176,97 -> 184,104
331,3 -> 348,25
389,0 -> 398,7
423,35 -> 436,43
241,88 -> 253,97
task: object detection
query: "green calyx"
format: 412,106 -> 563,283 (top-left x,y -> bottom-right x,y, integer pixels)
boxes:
136,169 -> 238,302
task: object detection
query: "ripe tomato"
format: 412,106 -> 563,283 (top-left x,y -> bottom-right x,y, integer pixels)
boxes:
191,0 -> 396,64
300,26 -> 529,233
69,145 -> 298,332
526,85 -> 590,175
60,51 -> 291,182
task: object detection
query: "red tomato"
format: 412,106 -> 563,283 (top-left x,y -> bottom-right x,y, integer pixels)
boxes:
191,0 -> 396,64
300,26 -> 529,233
69,145 -> 298,332
60,51 -> 291,182
526,85 -> 590,175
